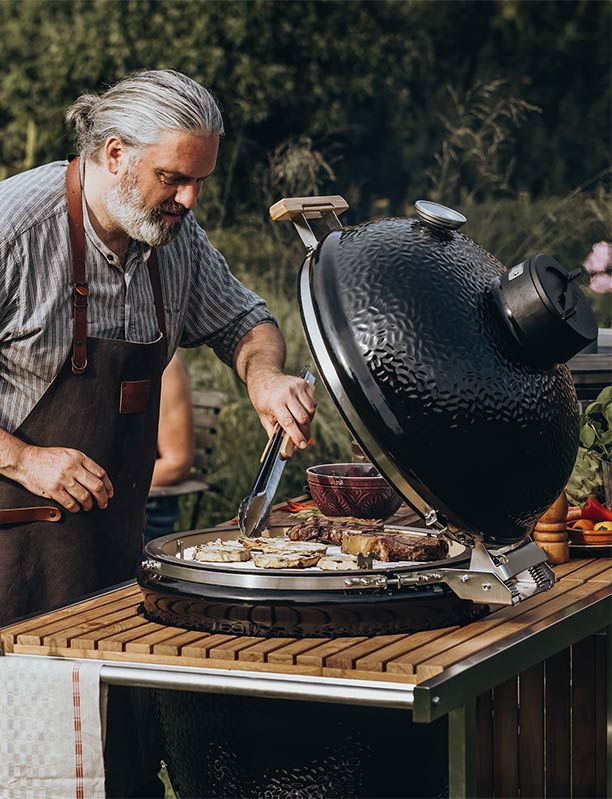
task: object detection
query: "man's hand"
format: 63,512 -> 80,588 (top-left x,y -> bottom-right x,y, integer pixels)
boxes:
11,445 -> 114,513
247,370 -> 317,449
233,322 -> 317,450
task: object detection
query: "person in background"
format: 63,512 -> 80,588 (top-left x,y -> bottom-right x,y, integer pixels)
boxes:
145,353 -> 195,543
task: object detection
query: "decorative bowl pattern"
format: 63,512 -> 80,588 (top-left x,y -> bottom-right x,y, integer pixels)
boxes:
306,463 -> 402,519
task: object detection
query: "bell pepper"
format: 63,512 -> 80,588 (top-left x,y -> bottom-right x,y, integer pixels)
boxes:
581,498 -> 612,523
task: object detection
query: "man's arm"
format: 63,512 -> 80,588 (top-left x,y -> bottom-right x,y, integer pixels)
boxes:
180,226 -> 316,447
233,322 -> 317,449
151,354 -> 195,486
0,197 -> 114,514
0,429 -> 113,512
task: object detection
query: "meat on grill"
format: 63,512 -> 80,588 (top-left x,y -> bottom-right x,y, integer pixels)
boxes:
376,533 -> 448,562
287,516 -> 448,562
342,530 -> 448,561
286,516 -> 383,547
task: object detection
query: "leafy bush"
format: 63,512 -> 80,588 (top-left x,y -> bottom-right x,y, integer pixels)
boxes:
566,448 -> 607,506
566,386 -> 612,506
1,0 -> 609,221
579,386 -> 612,462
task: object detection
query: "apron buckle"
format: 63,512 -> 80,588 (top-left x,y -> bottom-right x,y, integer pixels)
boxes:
71,355 -> 88,374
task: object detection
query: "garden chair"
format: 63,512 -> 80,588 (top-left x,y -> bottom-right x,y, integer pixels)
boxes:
147,389 -> 226,531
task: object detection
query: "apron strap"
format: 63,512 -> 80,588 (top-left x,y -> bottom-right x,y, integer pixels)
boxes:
66,158 -> 89,374
0,506 -> 62,525
65,157 -> 167,374
147,250 -> 168,366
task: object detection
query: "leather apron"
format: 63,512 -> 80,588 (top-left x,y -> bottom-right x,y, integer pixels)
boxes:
0,159 -> 167,626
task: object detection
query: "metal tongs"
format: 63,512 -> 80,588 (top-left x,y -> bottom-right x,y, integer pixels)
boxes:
238,367 -> 316,537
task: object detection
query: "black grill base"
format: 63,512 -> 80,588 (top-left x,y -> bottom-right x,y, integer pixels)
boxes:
139,579 -> 488,638
156,691 -> 449,799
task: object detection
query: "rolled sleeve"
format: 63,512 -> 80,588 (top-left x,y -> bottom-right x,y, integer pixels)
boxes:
180,221 -> 277,366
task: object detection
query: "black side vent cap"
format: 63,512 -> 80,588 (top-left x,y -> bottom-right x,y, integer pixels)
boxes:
491,254 -> 598,367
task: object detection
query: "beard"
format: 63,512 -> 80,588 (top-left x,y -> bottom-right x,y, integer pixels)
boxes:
103,161 -> 188,247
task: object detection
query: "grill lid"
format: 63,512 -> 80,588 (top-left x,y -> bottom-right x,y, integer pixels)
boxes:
291,199 -> 597,545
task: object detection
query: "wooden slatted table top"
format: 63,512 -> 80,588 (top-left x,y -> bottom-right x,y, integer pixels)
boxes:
2,555 -> 609,686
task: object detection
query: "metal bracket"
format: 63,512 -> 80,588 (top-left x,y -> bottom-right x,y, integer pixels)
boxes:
357,552 -> 375,570
343,537 -> 555,606
291,209 -> 344,252
269,195 -> 349,252
344,574 -> 389,590
291,215 -> 320,252
398,569 -> 517,605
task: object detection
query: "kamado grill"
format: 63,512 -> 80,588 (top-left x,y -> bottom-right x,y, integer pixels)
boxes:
137,196 -> 598,799
138,195 -> 598,639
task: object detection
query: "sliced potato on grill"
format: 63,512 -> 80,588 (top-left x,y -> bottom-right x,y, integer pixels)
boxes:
237,536 -> 275,551
239,537 -> 327,554
252,551 -> 322,569
193,540 -> 250,562
263,539 -> 327,553
318,554 -> 360,571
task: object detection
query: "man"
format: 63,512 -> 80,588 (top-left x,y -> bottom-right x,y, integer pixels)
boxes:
0,69 -> 316,626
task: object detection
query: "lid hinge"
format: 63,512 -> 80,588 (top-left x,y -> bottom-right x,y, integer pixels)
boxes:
344,537 -> 555,606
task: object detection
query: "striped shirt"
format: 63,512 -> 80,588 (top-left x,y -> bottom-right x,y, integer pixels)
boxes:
0,161 -> 275,433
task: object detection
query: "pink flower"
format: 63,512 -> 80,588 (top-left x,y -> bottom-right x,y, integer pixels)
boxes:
583,241 -> 612,274
589,272 -> 612,294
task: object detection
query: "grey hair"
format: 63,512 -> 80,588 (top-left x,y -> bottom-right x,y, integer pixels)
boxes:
65,70 -> 224,160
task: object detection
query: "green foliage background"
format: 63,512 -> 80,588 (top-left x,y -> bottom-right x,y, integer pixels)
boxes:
0,0 -> 610,527
1,0 -> 610,216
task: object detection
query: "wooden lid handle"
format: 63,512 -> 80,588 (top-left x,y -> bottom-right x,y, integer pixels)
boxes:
269,195 -> 349,221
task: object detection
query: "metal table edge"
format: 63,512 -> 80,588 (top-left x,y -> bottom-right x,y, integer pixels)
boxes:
1,652 -> 415,709
413,586 -> 612,722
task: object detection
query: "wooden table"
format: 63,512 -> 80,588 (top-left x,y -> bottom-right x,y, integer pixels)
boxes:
1,516 -> 610,798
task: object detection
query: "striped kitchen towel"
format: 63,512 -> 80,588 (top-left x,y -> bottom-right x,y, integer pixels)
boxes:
0,656 -> 107,798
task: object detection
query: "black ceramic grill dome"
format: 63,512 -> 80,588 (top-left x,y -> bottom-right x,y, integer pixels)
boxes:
305,217 -> 581,544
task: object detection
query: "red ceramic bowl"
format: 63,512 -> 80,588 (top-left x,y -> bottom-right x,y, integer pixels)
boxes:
306,463 -> 402,520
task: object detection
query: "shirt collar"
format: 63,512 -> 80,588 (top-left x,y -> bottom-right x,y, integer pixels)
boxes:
79,158 -> 152,267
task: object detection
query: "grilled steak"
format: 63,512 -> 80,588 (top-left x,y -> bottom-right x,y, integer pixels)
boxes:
376,533 -> 448,562
342,530 -> 448,562
286,516 -> 383,546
